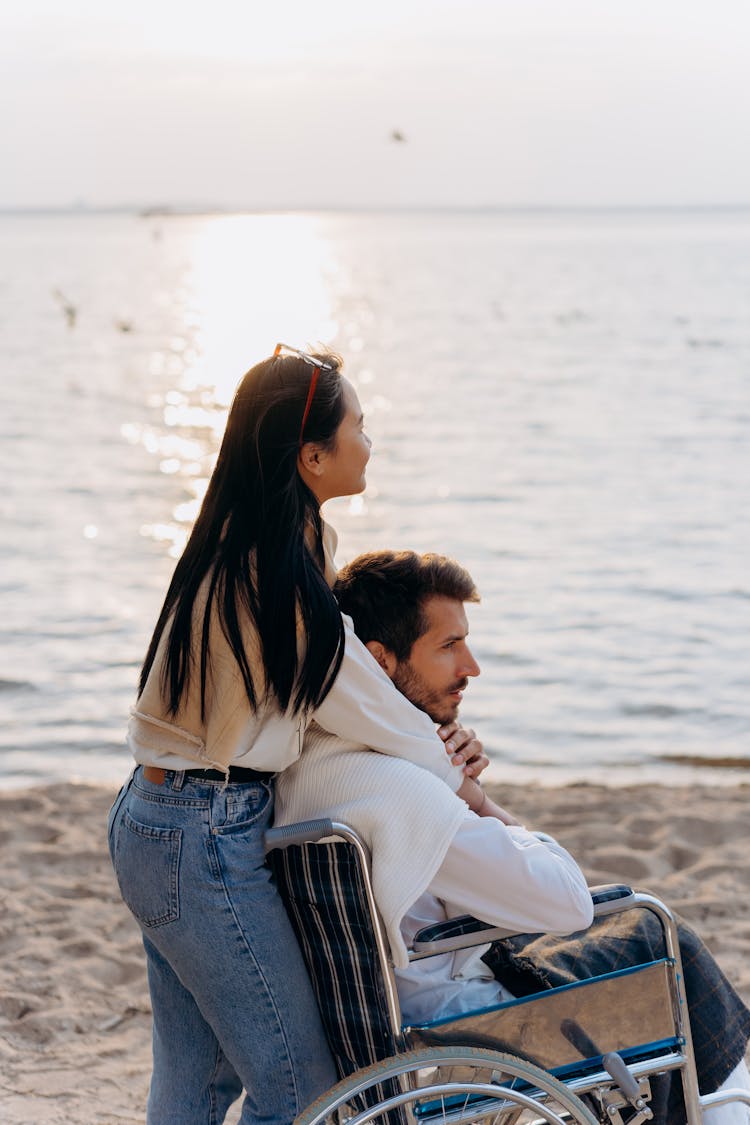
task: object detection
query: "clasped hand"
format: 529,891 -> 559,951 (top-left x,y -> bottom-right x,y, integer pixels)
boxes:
438,721 -> 488,779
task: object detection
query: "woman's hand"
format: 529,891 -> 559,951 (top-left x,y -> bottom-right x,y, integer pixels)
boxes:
438,721 -> 489,779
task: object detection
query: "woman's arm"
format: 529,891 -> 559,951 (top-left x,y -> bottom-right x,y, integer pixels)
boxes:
313,615 -> 464,791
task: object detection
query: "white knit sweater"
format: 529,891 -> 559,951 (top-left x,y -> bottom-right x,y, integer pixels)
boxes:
274,723 -> 468,968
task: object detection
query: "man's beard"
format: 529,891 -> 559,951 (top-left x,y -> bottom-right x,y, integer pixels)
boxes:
391,660 -> 468,725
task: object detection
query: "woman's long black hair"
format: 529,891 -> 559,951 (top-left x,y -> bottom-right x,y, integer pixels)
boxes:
139,351 -> 346,718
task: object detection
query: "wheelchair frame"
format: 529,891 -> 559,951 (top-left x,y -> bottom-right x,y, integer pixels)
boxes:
266,818 -> 750,1125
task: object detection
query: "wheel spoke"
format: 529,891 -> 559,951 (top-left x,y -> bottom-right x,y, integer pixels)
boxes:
295,1047 -> 601,1125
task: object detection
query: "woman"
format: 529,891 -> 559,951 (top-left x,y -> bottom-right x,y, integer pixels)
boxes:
108,344 -> 488,1125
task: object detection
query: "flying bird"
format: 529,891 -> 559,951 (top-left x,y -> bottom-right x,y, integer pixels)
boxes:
390,129 -> 407,143
52,288 -> 77,328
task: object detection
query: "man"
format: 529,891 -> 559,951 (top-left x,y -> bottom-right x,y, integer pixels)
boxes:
275,550 -> 750,1123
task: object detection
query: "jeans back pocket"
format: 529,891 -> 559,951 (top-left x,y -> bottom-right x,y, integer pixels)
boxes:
114,810 -> 182,928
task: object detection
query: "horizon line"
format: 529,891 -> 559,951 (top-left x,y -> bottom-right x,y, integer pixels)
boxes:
2,202 -> 750,217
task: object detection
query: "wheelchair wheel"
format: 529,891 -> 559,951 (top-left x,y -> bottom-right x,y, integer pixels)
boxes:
295,1045 -> 599,1125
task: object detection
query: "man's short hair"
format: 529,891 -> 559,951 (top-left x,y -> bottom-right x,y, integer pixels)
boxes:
334,550 -> 479,661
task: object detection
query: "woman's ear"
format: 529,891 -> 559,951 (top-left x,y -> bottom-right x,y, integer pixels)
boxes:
365,640 -> 398,677
298,441 -> 326,479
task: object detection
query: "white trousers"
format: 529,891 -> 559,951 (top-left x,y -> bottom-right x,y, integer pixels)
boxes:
702,1060 -> 750,1125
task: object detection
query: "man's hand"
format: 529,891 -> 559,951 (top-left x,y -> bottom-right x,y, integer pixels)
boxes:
438,721 -> 489,779
440,724 -> 522,825
456,776 -> 523,826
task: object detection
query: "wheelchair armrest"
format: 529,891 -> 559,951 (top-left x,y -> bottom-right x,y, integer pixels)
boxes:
264,819 -> 335,854
590,883 -> 636,916
411,915 -> 518,956
411,885 -> 637,957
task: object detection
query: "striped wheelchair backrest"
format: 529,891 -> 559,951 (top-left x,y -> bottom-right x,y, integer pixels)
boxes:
269,839 -> 399,1078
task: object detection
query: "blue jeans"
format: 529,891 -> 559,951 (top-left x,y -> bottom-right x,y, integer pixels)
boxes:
108,767 -> 337,1125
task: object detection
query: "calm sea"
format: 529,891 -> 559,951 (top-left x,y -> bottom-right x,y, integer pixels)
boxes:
1,209 -> 749,788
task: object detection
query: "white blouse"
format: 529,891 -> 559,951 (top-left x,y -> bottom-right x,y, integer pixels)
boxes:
131,613 -> 460,791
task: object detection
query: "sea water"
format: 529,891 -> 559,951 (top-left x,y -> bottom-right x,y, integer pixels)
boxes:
1,208 -> 748,787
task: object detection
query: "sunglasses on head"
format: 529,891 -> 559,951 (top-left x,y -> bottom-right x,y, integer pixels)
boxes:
273,343 -> 334,444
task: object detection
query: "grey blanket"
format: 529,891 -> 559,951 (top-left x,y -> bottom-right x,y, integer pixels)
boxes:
482,908 -> 750,1125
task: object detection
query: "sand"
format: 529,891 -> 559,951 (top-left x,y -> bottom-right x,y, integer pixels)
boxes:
1,780 -> 748,1123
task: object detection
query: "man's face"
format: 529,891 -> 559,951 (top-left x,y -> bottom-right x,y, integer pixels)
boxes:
391,596 -> 481,724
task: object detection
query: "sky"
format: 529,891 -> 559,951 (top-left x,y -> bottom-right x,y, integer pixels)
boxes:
3,0 -> 750,210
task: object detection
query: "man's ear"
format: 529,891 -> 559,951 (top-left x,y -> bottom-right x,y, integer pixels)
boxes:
365,640 -> 398,677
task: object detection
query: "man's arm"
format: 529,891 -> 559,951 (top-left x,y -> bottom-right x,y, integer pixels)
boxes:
438,723 -> 519,823
429,815 -> 594,937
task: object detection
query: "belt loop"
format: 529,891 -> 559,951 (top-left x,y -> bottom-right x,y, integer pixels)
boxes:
170,769 -> 186,791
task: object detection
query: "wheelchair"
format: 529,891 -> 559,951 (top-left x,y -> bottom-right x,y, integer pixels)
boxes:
266,818 -> 750,1125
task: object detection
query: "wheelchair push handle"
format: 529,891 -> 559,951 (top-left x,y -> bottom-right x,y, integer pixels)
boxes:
264,819 -> 335,854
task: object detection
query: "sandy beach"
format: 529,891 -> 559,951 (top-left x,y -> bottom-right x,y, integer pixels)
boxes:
1,780 -> 748,1123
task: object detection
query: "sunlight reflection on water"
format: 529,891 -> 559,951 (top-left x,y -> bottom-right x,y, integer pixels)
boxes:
1,209 -> 749,786
129,213 -> 339,556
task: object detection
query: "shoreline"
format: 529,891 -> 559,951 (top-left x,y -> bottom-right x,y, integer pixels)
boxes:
1,781 -> 748,1123
2,761 -> 749,794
